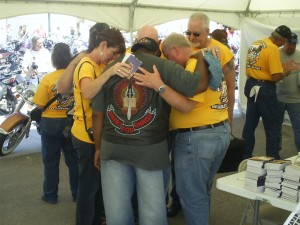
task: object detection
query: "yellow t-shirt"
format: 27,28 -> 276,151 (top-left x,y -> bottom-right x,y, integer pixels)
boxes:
246,38 -> 283,81
193,39 -> 234,68
33,69 -> 73,118
169,56 -> 228,130
159,42 -> 166,59
71,57 -> 104,144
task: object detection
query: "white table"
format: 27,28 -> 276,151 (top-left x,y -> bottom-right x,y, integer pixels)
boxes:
216,171 -> 297,225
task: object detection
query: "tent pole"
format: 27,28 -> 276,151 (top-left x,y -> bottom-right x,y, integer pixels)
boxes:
48,13 -> 51,34
245,0 -> 252,16
129,0 -> 138,46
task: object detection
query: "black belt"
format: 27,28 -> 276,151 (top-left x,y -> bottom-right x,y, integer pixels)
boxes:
175,119 -> 228,133
247,77 -> 276,84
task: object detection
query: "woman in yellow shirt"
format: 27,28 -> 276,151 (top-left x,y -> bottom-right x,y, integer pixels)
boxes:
34,43 -> 78,205
72,28 -> 131,225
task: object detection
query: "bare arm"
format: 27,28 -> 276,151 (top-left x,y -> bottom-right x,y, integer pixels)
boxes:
57,52 -> 86,94
92,110 -> 104,170
194,52 -> 209,93
80,62 -> 132,100
271,73 -> 287,82
134,66 -> 197,113
222,59 -> 235,129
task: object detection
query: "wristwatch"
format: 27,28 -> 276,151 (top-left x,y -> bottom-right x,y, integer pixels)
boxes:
157,84 -> 167,94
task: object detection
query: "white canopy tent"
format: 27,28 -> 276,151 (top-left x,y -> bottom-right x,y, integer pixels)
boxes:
1,0 -> 300,31
1,0 -> 300,108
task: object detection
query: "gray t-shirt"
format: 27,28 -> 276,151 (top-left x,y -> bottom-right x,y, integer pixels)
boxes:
277,49 -> 300,103
92,51 -> 202,170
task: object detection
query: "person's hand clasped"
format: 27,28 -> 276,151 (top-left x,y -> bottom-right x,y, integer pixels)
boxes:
282,60 -> 300,75
134,65 -> 164,91
203,46 -> 221,60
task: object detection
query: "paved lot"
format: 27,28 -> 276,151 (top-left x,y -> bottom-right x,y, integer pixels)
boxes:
0,112 -> 295,225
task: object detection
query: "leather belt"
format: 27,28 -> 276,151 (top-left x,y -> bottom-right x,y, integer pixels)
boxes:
175,119 -> 228,133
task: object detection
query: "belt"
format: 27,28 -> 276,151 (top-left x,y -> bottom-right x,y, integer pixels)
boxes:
247,77 -> 276,84
175,119 -> 228,133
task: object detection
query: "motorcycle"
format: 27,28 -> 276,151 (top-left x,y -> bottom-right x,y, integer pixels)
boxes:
0,40 -> 24,76
0,74 -> 18,115
0,84 -> 37,156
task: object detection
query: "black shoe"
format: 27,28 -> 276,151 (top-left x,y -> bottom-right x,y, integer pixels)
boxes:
167,204 -> 182,217
41,196 -> 57,204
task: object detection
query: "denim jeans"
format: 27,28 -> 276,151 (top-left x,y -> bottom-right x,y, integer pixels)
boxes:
101,160 -> 168,225
166,131 -> 180,206
40,117 -> 79,202
72,135 -> 104,225
277,102 -> 300,152
174,123 -> 230,225
164,131 -> 180,206
242,78 -> 280,159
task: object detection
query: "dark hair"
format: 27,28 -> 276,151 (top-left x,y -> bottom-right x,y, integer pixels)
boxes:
87,28 -> 126,54
89,22 -> 109,33
51,43 -> 72,69
88,23 -> 109,53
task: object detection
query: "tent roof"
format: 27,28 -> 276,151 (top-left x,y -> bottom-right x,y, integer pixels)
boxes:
1,0 -> 300,31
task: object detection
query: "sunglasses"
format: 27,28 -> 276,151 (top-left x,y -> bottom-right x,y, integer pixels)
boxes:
184,31 -> 201,37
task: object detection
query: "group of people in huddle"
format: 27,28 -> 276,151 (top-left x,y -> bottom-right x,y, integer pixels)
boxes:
34,11 -> 238,225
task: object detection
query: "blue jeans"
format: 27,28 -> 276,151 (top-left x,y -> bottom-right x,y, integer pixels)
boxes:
277,102 -> 300,152
174,123 -> 230,225
165,131 -> 180,206
72,135 -> 104,225
40,117 -> 78,202
101,160 -> 168,225
242,78 -> 280,159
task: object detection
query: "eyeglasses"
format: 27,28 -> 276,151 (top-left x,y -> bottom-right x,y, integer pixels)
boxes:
184,31 -> 201,37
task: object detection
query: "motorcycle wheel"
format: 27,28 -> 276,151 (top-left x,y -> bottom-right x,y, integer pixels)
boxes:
0,122 -> 27,156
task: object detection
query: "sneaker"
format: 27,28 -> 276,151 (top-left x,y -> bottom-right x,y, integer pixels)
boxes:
41,196 -> 57,204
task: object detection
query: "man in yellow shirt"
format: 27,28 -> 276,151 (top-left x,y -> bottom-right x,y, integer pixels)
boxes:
161,33 -> 230,225
186,12 -> 235,128
165,11 -> 235,219
243,25 -> 299,159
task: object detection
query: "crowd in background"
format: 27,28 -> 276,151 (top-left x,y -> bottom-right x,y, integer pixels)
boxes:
0,15 -> 241,59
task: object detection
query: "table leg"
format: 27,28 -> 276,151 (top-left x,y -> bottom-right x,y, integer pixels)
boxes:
252,200 -> 260,225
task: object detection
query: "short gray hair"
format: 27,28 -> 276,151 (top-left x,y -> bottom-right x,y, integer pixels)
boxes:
189,12 -> 210,30
162,33 -> 191,54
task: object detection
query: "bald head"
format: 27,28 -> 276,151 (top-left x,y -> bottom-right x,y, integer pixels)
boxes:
137,25 -> 159,43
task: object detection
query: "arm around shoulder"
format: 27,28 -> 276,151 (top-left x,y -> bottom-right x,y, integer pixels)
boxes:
194,52 -> 209,94
57,52 -> 86,94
